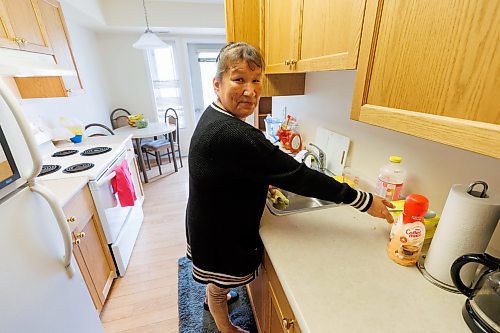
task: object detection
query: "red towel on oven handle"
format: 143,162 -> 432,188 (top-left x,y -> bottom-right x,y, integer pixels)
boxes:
110,160 -> 137,207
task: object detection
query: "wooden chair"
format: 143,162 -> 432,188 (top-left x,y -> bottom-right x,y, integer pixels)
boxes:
141,108 -> 183,175
110,108 -> 131,129
84,123 -> 115,137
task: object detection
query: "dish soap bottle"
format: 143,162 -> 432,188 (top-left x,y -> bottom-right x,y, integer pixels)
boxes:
387,194 -> 429,266
375,156 -> 407,200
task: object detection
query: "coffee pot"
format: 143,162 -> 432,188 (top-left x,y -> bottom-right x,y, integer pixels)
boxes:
451,253 -> 500,333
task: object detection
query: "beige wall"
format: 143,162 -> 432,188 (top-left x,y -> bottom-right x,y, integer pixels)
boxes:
273,70 -> 500,255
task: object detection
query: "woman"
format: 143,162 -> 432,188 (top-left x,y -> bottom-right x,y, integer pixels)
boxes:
186,42 -> 394,333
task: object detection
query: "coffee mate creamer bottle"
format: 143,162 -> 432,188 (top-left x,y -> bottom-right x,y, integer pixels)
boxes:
387,194 -> 429,266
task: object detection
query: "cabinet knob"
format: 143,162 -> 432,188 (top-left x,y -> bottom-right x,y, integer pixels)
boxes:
66,88 -> 73,94
66,216 -> 76,223
289,59 -> 297,65
282,318 -> 295,329
75,231 -> 86,239
20,38 -> 28,45
284,60 -> 290,66
13,37 -> 22,44
73,231 -> 86,245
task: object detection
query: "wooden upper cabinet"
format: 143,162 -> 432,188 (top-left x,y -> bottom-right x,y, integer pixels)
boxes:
264,0 -> 367,74
0,1 -> 19,49
14,0 -> 83,98
224,0 -> 305,98
352,0 -> 500,158
225,0 -> 260,48
297,0 -> 366,72
264,0 -> 302,73
1,0 -> 52,54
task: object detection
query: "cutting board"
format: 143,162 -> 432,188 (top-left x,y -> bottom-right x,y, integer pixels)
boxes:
314,127 -> 350,176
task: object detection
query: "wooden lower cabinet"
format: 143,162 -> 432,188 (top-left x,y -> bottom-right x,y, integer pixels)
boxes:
64,185 -> 115,313
247,251 -> 301,333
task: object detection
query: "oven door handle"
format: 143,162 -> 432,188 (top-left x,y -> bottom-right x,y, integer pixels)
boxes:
95,171 -> 117,189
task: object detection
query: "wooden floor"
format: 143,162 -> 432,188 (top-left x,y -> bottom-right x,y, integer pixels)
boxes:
100,160 -> 188,333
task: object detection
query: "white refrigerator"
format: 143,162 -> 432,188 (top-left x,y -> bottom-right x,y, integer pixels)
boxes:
0,79 -> 104,331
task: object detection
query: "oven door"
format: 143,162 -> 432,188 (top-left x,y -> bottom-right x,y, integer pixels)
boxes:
88,150 -> 132,244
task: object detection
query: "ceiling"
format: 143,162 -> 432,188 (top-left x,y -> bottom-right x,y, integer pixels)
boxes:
62,0 -> 226,35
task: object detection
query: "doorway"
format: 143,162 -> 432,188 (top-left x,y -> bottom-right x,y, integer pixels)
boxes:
187,43 -> 225,125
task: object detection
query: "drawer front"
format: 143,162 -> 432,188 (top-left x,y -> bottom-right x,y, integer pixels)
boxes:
63,186 -> 94,231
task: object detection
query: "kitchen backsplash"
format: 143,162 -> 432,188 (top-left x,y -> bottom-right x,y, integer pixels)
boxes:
272,70 -> 500,255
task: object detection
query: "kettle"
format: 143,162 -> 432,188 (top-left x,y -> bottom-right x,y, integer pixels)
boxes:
451,253 -> 500,333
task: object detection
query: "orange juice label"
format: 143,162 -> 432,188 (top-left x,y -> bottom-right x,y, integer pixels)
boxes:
376,180 -> 403,201
387,218 -> 425,266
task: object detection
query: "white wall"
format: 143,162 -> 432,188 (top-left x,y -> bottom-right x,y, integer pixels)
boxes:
273,71 -> 500,254
97,31 -> 225,156
17,21 -> 111,127
97,32 -> 157,120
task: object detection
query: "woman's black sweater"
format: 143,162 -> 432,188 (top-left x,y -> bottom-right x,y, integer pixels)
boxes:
186,103 -> 372,287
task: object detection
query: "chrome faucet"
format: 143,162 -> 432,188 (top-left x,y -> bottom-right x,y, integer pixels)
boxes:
303,143 -> 326,172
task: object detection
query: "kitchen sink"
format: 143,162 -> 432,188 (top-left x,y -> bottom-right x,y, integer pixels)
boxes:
266,189 -> 342,216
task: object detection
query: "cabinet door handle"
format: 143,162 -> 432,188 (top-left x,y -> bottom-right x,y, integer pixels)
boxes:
282,318 -> 295,329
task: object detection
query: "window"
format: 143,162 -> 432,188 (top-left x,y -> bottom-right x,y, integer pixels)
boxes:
147,43 -> 185,128
197,51 -> 218,110
186,43 -> 224,125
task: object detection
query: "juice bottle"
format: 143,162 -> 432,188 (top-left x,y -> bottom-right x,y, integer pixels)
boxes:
375,156 -> 407,200
287,121 -> 302,153
387,194 -> 429,266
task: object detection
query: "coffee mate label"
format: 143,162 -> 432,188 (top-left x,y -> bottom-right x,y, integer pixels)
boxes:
401,223 -> 424,244
387,221 -> 426,266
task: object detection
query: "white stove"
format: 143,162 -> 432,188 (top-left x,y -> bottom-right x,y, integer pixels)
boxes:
37,135 -> 144,276
38,136 -> 127,181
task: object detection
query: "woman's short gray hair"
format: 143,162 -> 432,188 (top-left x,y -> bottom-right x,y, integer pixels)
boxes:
215,42 -> 265,80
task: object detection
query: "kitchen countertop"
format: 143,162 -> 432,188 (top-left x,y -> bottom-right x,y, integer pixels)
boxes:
36,177 -> 88,207
259,206 -> 470,333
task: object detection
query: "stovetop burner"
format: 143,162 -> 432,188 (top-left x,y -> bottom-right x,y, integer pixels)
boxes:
38,164 -> 61,177
81,147 -> 112,156
63,163 -> 95,173
52,149 -> 78,157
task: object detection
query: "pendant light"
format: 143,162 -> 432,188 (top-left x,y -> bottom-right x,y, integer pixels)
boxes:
133,0 -> 167,49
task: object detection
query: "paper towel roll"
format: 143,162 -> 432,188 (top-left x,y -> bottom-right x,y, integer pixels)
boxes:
424,183 -> 500,287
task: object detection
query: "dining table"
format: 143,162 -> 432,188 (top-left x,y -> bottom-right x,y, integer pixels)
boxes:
114,122 -> 178,183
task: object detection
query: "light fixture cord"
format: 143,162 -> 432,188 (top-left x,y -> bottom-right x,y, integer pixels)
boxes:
142,0 -> 150,31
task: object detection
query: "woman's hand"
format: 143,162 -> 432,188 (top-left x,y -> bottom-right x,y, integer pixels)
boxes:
367,196 -> 395,224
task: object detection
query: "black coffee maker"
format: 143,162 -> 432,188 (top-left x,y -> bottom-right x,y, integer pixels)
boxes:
451,253 -> 500,333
